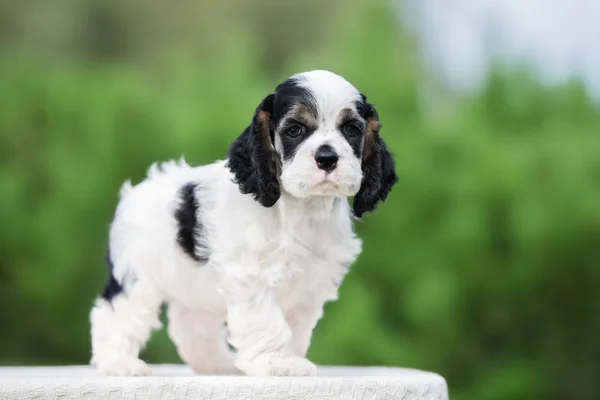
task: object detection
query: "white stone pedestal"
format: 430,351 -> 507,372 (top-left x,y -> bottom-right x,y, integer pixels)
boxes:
0,364 -> 448,400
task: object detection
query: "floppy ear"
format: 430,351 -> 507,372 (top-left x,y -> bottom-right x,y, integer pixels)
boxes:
353,96 -> 399,218
226,94 -> 281,207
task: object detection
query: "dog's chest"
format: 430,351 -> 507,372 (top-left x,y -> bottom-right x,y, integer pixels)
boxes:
264,217 -> 359,308
269,216 -> 341,267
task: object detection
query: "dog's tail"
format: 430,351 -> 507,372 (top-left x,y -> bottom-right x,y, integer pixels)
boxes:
118,157 -> 191,200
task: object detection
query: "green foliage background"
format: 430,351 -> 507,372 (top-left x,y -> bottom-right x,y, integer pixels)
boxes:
1,1 -> 599,399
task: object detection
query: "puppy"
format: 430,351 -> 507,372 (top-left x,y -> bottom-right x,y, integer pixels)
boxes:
90,70 -> 398,376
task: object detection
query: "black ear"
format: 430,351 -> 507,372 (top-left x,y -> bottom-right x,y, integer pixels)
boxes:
226,94 -> 281,207
353,97 -> 398,218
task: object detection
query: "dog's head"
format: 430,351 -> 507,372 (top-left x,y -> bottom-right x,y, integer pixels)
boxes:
227,70 -> 398,217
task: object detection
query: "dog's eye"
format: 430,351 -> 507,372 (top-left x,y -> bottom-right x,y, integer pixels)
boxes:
343,124 -> 362,138
284,125 -> 304,138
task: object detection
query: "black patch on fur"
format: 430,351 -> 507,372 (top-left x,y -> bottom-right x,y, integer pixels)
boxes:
272,78 -> 318,126
353,94 -> 399,218
279,122 -> 318,161
101,248 -> 124,302
227,93 -> 282,208
274,78 -> 319,161
354,94 -> 369,116
346,132 -> 364,159
338,110 -> 365,159
174,182 -> 209,263
353,136 -> 398,217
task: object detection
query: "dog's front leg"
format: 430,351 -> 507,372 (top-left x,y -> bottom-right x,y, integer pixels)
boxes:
222,273 -> 317,377
286,300 -> 325,358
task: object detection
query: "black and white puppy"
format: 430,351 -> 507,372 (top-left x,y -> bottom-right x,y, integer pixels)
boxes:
90,70 -> 398,376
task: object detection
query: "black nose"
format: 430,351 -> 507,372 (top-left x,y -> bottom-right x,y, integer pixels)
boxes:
315,145 -> 339,171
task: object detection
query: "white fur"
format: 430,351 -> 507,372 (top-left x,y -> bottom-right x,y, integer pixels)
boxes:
90,71 -> 366,377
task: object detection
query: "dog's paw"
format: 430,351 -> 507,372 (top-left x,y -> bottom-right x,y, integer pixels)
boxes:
96,357 -> 149,376
240,356 -> 317,377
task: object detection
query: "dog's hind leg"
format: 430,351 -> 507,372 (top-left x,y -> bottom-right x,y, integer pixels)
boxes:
167,303 -> 238,375
90,279 -> 163,376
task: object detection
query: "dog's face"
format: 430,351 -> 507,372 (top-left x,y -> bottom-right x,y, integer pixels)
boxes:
273,72 -> 364,198
227,70 -> 398,217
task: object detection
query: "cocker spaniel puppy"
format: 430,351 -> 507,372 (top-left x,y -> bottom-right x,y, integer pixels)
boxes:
90,70 -> 398,376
